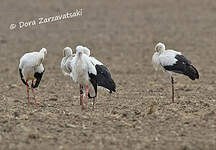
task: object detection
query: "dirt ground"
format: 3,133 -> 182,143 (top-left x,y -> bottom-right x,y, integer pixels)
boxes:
0,0 -> 216,150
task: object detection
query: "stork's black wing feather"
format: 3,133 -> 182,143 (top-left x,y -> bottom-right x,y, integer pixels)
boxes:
32,69 -> 45,88
164,54 -> 199,80
95,65 -> 116,93
175,55 -> 191,65
19,68 -> 27,86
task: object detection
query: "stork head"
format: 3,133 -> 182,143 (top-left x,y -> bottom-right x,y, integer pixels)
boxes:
76,45 -> 83,57
63,47 -> 73,57
155,42 -> 165,53
82,46 -> 90,56
40,48 -> 47,55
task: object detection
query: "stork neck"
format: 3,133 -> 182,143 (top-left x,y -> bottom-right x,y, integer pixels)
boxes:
159,49 -> 165,55
62,57 -> 67,64
38,53 -> 45,62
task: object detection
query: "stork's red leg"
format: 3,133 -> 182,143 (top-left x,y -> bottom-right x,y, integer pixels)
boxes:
26,80 -> 30,107
31,80 -> 38,108
86,86 -> 89,108
171,76 -> 174,103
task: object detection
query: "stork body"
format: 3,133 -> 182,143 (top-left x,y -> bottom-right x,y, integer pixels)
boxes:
152,43 -> 199,102
19,48 -> 47,107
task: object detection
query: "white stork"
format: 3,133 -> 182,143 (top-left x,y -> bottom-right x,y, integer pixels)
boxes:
61,47 -> 75,76
69,45 -> 116,109
152,42 -> 199,103
19,48 -> 47,108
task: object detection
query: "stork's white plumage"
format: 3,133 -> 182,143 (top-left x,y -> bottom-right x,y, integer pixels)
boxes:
19,48 -> 47,107
68,45 -> 116,109
61,47 -> 75,76
152,42 -> 199,103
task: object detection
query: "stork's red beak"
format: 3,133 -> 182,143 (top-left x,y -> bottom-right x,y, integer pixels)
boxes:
78,52 -> 82,56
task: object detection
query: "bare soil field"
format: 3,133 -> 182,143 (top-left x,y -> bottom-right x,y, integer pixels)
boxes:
0,0 -> 215,150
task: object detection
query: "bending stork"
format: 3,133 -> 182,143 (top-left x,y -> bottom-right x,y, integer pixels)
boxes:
152,42 -> 199,103
19,48 -> 47,107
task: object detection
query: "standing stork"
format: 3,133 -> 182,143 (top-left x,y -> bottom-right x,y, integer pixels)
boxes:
19,48 -> 47,107
69,45 -> 116,109
152,42 -> 199,103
